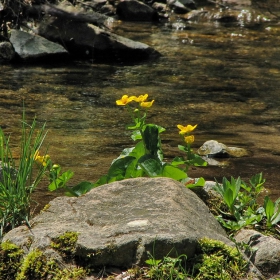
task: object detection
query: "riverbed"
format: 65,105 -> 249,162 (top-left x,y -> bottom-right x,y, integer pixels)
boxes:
1,0 -> 280,211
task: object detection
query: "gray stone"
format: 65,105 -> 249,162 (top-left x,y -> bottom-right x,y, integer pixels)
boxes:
197,140 -> 250,158
235,229 -> 280,278
0,41 -> 15,61
3,177 -> 231,268
9,29 -> 69,61
116,0 -> 159,21
38,17 -> 160,62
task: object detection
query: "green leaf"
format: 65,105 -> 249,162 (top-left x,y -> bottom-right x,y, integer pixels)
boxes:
131,130 -> 142,141
162,164 -> 187,181
108,156 -> 136,178
64,181 -> 95,197
129,141 -> 146,160
185,177 -> 205,189
142,124 -> 160,155
187,154 -> 207,167
264,196 -> 274,222
145,259 -> 161,266
171,157 -> 185,166
48,170 -> 74,191
178,145 -> 187,152
138,155 -> 162,177
125,158 -> 144,178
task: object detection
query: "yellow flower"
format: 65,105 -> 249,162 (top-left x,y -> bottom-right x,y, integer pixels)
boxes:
34,150 -> 50,167
140,100 -> 154,108
116,95 -> 137,106
135,94 -> 148,102
177,124 -> 197,135
184,135 -> 194,144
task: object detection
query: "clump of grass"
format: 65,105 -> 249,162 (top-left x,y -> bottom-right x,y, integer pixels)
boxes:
0,111 -> 50,239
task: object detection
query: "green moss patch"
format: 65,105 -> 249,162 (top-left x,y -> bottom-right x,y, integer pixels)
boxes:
0,240 -> 87,280
50,231 -> 79,258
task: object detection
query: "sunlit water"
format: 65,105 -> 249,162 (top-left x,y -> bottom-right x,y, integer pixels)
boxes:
1,0 -> 280,210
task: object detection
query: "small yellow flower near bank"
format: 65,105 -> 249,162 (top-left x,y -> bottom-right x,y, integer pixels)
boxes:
184,135 -> 194,144
140,100 -> 154,108
177,124 -> 197,135
116,95 -> 137,106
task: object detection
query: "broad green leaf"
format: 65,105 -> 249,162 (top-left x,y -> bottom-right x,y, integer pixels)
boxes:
125,158 -> 144,178
129,141 -> 145,160
138,156 -> 162,177
142,124 -> 160,155
108,156 -> 136,178
187,154 -> 207,167
162,164 -> 187,181
65,181 -> 95,197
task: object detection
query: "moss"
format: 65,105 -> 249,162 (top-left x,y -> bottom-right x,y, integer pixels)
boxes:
0,240 -> 87,280
50,231 -> 79,258
190,238 -> 248,280
0,241 -> 24,280
16,249 -> 51,280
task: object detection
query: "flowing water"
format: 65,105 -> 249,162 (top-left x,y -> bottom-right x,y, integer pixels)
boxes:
1,0 -> 280,211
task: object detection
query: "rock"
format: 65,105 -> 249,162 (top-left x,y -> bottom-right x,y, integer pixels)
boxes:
38,17 -> 160,62
3,177 -> 232,268
116,0 -> 159,21
235,229 -> 280,278
0,41 -> 15,62
9,29 -> 69,62
197,140 -> 250,158
167,0 -> 196,14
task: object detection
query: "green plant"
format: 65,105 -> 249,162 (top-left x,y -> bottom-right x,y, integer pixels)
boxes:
145,251 -> 188,279
262,196 -> 280,228
49,94 -> 207,197
0,112 -> 51,239
191,238 -> 248,280
214,173 -> 280,231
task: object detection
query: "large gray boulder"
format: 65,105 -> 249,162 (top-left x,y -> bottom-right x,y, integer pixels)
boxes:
3,177 -> 231,268
38,17 -> 160,62
9,29 -> 69,61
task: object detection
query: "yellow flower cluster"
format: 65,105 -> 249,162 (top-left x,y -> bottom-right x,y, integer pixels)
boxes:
34,150 -> 50,167
116,94 -> 154,108
177,124 -> 197,144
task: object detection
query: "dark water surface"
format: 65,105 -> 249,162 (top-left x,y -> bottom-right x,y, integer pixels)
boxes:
1,0 -> 280,210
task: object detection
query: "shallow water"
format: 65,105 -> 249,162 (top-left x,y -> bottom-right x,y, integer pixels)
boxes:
1,0 -> 280,210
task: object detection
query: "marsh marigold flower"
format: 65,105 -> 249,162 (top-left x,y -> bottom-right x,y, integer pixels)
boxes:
135,94 -> 148,103
140,100 -> 154,108
184,135 -> 194,144
116,95 -> 137,106
177,124 -> 197,135
34,150 -> 50,167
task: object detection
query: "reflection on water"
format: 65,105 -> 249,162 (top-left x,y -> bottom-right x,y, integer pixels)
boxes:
1,2 -> 280,209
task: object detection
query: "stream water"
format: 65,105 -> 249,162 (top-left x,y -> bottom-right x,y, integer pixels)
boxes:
1,0 -> 280,211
